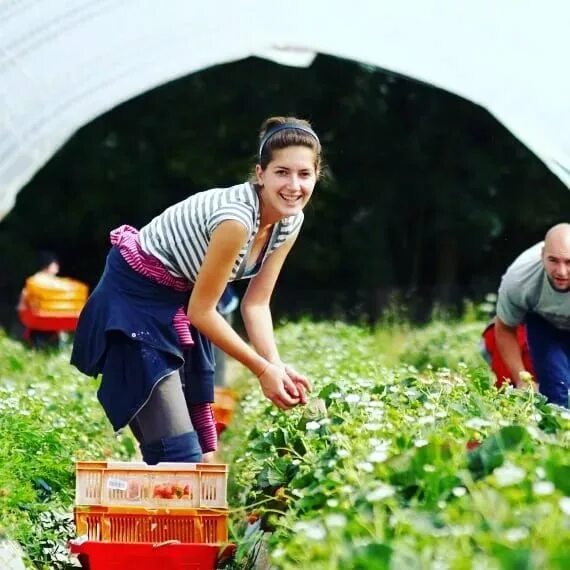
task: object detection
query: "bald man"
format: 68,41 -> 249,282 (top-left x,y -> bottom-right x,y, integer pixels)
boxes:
494,223 -> 570,407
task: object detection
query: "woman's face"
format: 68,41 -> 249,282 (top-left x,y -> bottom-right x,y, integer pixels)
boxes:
256,146 -> 318,220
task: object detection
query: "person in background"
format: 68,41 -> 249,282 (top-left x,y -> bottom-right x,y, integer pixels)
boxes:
71,116 -> 320,464
214,285 -> 240,387
18,251 -> 62,350
493,223 -> 570,407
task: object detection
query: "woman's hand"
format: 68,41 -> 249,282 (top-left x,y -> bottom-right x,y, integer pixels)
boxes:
258,363 -> 302,410
282,364 -> 312,404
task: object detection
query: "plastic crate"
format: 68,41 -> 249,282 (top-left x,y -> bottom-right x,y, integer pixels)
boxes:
212,387 -> 237,431
75,461 -> 228,508
18,308 -> 80,332
69,540 -> 235,570
74,506 -> 228,544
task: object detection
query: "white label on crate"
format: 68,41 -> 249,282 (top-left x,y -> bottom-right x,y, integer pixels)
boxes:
106,477 -> 128,491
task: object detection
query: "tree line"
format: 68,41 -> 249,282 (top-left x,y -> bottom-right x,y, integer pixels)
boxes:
1,54 -> 568,327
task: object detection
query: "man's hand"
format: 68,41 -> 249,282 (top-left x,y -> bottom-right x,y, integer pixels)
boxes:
517,370 -> 538,392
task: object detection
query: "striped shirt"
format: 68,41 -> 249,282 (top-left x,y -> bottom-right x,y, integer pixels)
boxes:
139,182 -> 304,283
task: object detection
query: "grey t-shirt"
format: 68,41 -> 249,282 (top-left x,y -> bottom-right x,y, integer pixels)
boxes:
496,242 -> 570,330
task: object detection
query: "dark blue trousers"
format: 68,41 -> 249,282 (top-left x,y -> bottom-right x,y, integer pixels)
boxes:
526,314 -> 570,408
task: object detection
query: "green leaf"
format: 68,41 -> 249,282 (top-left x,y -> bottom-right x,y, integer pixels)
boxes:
467,425 -> 528,479
351,543 -> 392,570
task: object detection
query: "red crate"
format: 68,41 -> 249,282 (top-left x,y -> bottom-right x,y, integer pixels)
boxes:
69,540 -> 235,570
19,308 -> 80,332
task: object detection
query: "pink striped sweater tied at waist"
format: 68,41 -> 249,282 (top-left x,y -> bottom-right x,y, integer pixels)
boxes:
110,224 -> 193,349
109,224 -> 217,454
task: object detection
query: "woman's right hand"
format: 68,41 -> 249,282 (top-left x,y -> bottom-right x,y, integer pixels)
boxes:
258,363 -> 301,410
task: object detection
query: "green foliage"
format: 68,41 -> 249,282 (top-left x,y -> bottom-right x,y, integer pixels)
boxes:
2,320 -> 570,568
398,319 -> 491,373
224,321 -> 570,569
0,331 -> 135,569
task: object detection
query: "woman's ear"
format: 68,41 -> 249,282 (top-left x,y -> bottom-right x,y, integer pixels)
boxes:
255,164 -> 264,187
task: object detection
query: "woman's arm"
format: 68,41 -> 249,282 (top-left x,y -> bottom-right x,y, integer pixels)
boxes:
240,233 -> 298,365
241,232 -> 312,401
188,220 -> 299,409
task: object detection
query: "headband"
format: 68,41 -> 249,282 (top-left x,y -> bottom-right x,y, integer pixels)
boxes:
258,123 -> 320,159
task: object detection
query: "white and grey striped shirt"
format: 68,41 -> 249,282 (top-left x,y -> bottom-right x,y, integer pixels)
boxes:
139,182 -> 304,284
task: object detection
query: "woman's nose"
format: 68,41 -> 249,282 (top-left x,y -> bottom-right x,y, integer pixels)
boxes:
288,174 -> 301,189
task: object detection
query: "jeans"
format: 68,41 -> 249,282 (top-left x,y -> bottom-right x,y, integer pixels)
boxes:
526,313 -> 570,408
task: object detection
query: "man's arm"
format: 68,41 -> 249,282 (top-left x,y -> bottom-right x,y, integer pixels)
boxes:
494,317 -> 531,387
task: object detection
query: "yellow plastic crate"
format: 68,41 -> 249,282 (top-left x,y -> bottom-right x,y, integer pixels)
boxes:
74,505 -> 228,544
75,461 -> 228,509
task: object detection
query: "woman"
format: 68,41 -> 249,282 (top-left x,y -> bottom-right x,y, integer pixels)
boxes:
71,116 -> 321,464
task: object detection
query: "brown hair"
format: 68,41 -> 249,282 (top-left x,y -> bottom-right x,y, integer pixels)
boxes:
256,116 -> 322,176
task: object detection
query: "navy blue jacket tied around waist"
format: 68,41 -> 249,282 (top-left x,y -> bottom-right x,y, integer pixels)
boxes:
70,247 -> 215,432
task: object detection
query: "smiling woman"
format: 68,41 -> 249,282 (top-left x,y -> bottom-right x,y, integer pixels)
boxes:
70,116 -> 322,465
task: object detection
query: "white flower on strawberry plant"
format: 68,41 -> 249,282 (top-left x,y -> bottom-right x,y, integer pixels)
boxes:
357,461 -> 374,473
465,418 -> 491,430
337,449 -> 349,458
559,410 -> 570,420
493,463 -> 526,487
345,394 -> 360,404
329,392 -> 342,399
272,547 -> 285,559
366,483 -> 395,502
559,497 -> 570,515
525,426 -> 541,440
535,467 -> 546,479
533,481 -> 554,496
367,450 -> 388,464
417,415 -> 435,425
452,487 -> 466,497
327,498 -> 339,508
325,514 -> 347,529
363,422 -> 382,431
305,421 -> 320,431
294,521 -> 326,541
435,410 -> 447,418
414,439 -> 429,448
504,527 -> 529,543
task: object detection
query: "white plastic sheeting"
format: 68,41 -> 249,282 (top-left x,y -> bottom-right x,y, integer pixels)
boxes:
1,0 -> 569,220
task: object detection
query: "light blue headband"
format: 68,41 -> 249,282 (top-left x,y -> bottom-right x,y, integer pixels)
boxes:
258,123 -> 320,159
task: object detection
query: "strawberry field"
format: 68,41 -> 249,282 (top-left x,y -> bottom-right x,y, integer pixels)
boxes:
1,319 -> 570,569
